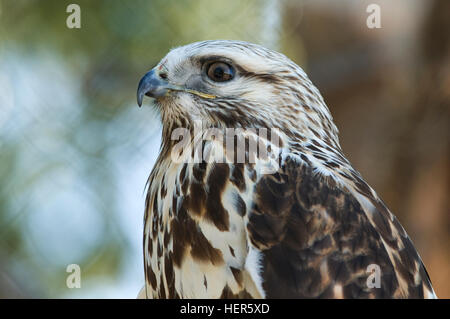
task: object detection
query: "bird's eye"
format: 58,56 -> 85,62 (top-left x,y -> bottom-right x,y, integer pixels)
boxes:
206,62 -> 234,82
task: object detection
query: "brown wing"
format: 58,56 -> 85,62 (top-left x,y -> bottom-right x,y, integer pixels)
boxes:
246,155 -> 435,298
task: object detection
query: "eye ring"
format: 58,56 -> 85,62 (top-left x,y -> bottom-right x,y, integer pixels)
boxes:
206,62 -> 235,82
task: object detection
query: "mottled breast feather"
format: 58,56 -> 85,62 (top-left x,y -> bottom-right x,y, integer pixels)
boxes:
143,136 -> 266,299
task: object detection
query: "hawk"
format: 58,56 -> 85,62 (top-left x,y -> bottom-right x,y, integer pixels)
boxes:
136,40 -> 436,299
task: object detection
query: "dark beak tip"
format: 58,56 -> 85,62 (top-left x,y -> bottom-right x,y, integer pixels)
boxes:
137,69 -> 155,107
137,92 -> 143,107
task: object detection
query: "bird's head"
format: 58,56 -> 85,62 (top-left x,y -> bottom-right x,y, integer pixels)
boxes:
137,40 -> 339,149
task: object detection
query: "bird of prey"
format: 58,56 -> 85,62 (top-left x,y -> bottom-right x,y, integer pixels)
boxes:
136,40 -> 436,299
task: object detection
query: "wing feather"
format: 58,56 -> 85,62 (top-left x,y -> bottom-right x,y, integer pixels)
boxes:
245,155 -> 435,298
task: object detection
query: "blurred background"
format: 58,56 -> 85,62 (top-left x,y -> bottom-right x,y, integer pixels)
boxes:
0,0 -> 448,298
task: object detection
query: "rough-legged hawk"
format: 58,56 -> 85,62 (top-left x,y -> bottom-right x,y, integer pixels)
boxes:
136,40 -> 436,299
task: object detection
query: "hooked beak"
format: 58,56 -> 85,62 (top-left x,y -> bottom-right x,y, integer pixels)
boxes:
137,69 -> 175,107
137,68 -> 218,107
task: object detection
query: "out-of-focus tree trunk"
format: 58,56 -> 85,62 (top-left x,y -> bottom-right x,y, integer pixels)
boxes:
390,0 -> 450,298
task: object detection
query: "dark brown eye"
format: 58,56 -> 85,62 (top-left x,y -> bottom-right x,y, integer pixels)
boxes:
206,62 -> 234,82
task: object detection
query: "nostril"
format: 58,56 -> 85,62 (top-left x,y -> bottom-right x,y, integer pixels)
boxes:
159,72 -> 168,80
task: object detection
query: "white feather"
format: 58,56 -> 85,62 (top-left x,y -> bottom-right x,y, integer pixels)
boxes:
244,246 -> 266,298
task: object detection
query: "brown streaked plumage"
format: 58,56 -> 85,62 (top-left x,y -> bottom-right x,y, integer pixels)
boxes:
137,40 -> 436,299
